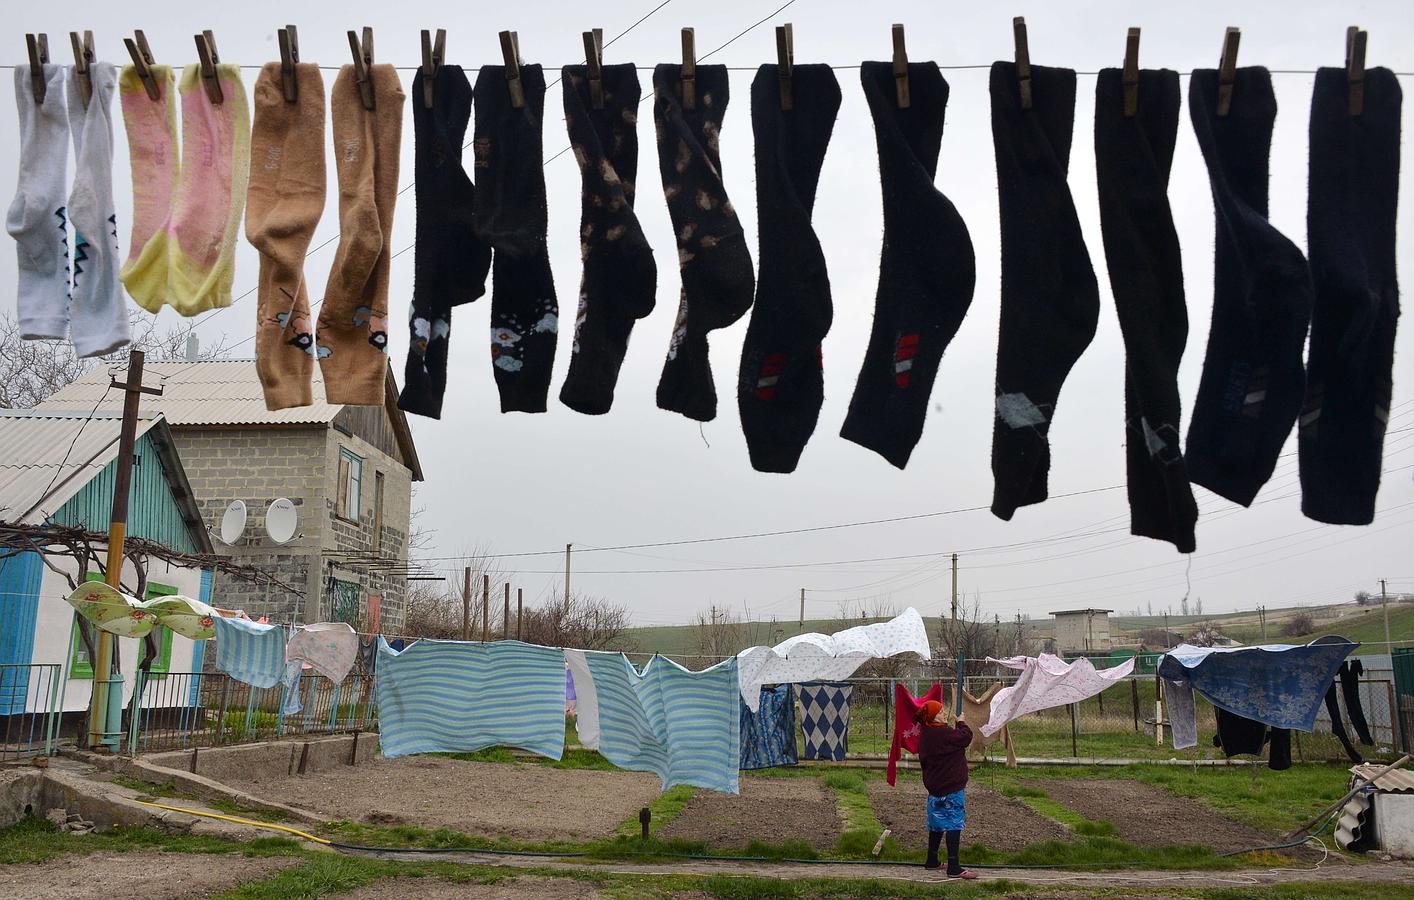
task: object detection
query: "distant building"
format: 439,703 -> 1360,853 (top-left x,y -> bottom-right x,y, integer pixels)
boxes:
1049,608 -> 1113,654
41,359 -> 423,632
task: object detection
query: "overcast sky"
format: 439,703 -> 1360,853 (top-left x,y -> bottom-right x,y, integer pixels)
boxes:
5,1 -> 1413,630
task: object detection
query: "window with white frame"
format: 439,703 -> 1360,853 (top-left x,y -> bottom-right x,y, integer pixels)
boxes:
337,448 -> 363,520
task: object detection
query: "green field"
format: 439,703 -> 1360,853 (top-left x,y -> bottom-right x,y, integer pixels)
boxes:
1217,603 -> 1414,651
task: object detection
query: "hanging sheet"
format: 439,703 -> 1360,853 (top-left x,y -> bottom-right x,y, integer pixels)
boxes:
887,682 -> 943,785
798,681 -> 853,761
376,638 -> 567,760
286,622 -> 359,684
980,653 -> 1135,737
567,650 -> 740,794
211,616 -> 287,689
737,607 -> 931,711
739,684 -> 797,770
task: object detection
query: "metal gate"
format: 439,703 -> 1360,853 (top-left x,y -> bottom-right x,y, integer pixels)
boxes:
1394,648 -> 1414,753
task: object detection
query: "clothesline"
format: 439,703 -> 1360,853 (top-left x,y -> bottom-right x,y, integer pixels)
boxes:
7,63 -> 1409,76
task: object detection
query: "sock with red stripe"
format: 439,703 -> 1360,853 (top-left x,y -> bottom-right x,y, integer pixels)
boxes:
840,61 -> 975,469
738,64 -> 841,473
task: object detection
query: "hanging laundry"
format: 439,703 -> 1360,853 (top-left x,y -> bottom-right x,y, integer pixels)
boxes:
1299,66 -> 1401,525
737,607 -> 931,711
887,682 -> 943,786
1268,727 -> 1292,771
557,61 -> 656,416
841,61 -> 974,470
247,60 -> 327,411
798,681 -> 852,761
1324,680 -> 1363,764
286,621 -> 359,684
989,61 -> 1099,519
474,64 -> 556,414
281,658 -> 307,716
120,61 -> 249,315
357,634 -> 378,675
567,650 -> 740,794
376,638 -> 566,759
737,63 -> 840,472
211,615 -> 287,689
980,654 -> 1134,737
952,683 -> 1016,766
565,665 -> 577,716
398,65 -> 489,419
64,582 -> 156,637
318,63 -> 402,405
739,684 -> 798,770
1158,637 -> 1356,735
1165,679 -> 1197,750
1185,67 -> 1314,506
652,63 -> 755,423
9,62 -> 130,357
1214,707 -> 1268,756
1340,660 -> 1375,746
1094,65 -> 1196,553
143,594 -> 218,640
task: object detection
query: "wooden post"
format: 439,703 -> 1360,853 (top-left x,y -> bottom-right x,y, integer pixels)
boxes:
461,566 -> 471,640
1069,703 -> 1079,757
503,583 -> 510,639
1131,679 -> 1140,733
516,588 -> 523,640
481,574 -> 489,642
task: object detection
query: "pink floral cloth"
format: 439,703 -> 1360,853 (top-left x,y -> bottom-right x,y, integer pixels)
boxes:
285,622 -> 359,684
979,653 -> 1135,737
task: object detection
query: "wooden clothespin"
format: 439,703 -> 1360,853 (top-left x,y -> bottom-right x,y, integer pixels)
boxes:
25,34 -> 49,105
1013,17 -> 1032,109
278,25 -> 299,103
70,31 -> 95,109
348,27 -> 375,110
891,24 -> 909,108
680,27 -> 697,110
499,31 -> 524,109
124,30 -> 161,102
1345,25 -> 1367,116
1216,26 -> 1240,117
583,28 -> 604,110
1122,27 -> 1140,117
195,30 -> 223,104
776,23 -> 794,111
421,28 -> 446,109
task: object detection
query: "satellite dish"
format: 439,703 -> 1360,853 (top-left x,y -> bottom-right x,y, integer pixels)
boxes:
266,498 -> 299,544
219,500 -> 247,544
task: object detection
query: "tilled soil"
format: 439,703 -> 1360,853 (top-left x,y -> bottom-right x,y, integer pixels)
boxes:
867,782 -> 1071,852
0,851 -> 298,900
657,776 -> 842,851
332,875 -> 602,898
254,756 -> 663,842
1026,778 -> 1273,852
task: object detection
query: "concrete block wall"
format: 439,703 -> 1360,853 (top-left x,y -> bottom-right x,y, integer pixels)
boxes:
322,427 -> 411,633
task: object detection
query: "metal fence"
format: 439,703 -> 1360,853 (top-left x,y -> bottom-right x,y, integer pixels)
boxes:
0,664 -> 63,761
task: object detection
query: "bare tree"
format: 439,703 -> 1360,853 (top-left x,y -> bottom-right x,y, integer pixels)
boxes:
694,604 -> 745,663
1282,612 -> 1316,638
400,545 -> 506,639
518,585 -> 634,651
0,311 -> 231,409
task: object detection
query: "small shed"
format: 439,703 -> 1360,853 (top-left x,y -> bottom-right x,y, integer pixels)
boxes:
1048,608 -> 1113,654
1335,763 -> 1414,858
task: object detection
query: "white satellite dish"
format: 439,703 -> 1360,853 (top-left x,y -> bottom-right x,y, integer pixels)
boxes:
219,500 -> 248,545
266,498 -> 299,545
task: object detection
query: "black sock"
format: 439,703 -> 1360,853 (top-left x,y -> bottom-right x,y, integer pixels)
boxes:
737,64 -> 841,473
399,66 -> 490,420
1185,67 -> 1314,506
1094,68 -> 1198,552
473,64 -> 557,414
558,63 -> 657,416
840,62 -> 975,470
946,829 -> 962,875
1300,67 -> 1401,525
653,64 -> 755,422
925,829 -> 942,868
1324,681 -> 1363,763
1340,660 -> 1376,746
990,62 -> 1100,518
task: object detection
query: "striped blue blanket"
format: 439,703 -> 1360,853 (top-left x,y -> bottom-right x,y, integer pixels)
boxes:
375,638 -> 567,759
211,617 -> 287,689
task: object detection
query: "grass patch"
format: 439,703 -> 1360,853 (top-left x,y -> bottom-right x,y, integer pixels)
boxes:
968,834 -> 1236,870
825,768 -> 901,860
543,747 -> 618,770
213,854 -> 390,899
206,798 -> 296,824
109,775 -> 183,798
428,748 -> 517,765
0,818 -> 301,865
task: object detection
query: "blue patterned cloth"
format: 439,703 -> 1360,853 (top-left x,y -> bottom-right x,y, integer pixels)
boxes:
211,617 -> 287,689
740,684 -> 798,769
926,790 -> 966,831
1158,636 -> 1356,731
582,651 -> 740,794
798,681 -> 852,760
375,638 -> 566,759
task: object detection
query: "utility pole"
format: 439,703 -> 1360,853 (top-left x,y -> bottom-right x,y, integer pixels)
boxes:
503,582 -> 510,639
516,588 -> 523,640
462,566 -> 471,640
481,574 -> 489,643
799,588 -> 805,629
89,350 -> 163,749
950,553 -> 959,651
564,543 -> 572,610
1258,605 -> 1267,642
1382,580 -> 1393,650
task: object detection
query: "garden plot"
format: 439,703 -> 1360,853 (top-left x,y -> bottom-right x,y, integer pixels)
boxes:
1027,778 -> 1274,852
657,775 -> 843,851
0,851 -> 298,900
867,781 -> 1070,852
249,755 -> 663,843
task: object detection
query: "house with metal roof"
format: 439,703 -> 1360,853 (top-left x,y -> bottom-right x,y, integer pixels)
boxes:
39,358 -> 423,633
0,409 -> 213,717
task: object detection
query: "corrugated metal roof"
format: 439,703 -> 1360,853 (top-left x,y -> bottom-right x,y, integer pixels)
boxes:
39,359 -> 342,425
0,410 -> 160,523
1352,762 -> 1414,792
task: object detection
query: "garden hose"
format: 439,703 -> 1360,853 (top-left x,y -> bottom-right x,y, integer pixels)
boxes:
131,799 -> 332,845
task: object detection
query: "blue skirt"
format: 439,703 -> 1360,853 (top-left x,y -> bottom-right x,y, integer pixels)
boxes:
926,789 -> 966,832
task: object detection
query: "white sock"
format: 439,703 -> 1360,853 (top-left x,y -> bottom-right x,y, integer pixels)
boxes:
67,62 -> 130,357
6,64 -> 71,340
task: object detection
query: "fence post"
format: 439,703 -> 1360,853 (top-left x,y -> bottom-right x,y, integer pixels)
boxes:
1069,703 -> 1079,758
1131,679 -> 1140,733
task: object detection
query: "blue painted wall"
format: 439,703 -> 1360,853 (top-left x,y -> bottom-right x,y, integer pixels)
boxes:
0,551 -> 44,715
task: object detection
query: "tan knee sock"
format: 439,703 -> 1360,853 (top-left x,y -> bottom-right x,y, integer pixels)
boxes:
246,62 -> 327,410
318,64 -> 404,405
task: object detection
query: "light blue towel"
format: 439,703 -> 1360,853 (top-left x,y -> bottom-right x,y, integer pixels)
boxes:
584,652 -> 739,794
376,638 -> 566,760
211,617 -> 287,689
